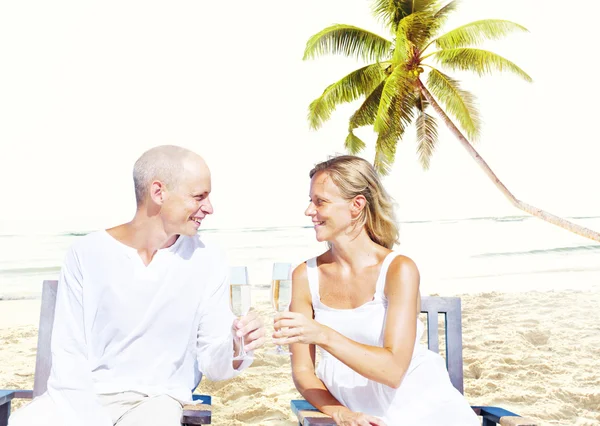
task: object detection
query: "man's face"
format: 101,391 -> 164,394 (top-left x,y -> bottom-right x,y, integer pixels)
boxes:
160,157 -> 214,236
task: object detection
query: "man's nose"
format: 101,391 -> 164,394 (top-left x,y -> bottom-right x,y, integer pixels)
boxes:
201,199 -> 214,215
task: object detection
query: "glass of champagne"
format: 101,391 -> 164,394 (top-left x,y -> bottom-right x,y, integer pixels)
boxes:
230,266 -> 253,361
272,263 -> 292,355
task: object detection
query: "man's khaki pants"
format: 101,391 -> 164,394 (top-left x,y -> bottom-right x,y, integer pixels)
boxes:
8,391 -> 183,426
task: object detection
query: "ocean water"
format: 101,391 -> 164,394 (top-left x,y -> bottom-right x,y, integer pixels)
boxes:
1,216 -> 599,300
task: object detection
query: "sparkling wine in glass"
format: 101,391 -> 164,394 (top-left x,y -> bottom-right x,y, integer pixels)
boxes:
230,266 -> 253,361
272,271 -> 293,355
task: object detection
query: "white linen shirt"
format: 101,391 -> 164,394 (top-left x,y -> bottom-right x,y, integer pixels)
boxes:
46,230 -> 250,426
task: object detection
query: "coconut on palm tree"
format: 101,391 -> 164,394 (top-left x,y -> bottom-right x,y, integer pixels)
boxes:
303,0 -> 600,242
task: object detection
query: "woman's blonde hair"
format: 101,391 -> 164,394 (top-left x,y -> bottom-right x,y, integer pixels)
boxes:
309,155 -> 399,249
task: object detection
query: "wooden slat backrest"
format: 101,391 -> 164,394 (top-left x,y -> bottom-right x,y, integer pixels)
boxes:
420,296 -> 464,394
33,280 -> 58,397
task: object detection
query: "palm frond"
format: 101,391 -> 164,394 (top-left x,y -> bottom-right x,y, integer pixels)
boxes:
374,66 -> 416,136
398,11 -> 440,51
371,0 -> 411,31
308,64 -> 387,130
345,131 -> 367,154
426,67 -> 480,139
415,92 -> 430,111
415,107 -> 438,169
420,1 -> 460,53
410,0 -> 443,14
348,81 -> 385,130
434,0 -> 459,22
432,48 -> 532,81
372,85 -> 418,175
383,87 -> 418,141
303,25 -> 392,63
434,20 -> 528,49
393,17 -> 412,63
371,0 -> 441,31
373,130 -> 400,176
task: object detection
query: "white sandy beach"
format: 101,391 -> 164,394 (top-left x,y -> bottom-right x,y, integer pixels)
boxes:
1,281 -> 599,426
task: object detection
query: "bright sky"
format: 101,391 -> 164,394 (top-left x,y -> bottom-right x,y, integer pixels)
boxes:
1,0 -> 599,234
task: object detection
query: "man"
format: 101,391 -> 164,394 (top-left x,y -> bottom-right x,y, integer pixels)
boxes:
9,145 -> 265,426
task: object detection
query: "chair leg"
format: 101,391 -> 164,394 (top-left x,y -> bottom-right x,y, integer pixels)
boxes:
0,401 -> 10,426
482,418 -> 497,426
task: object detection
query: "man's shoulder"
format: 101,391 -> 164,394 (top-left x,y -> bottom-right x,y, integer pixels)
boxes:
178,233 -> 226,261
68,230 -> 108,252
177,234 -> 229,289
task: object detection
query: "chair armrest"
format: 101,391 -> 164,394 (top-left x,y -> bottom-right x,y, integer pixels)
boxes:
0,391 -> 16,408
180,394 -> 212,425
0,390 -> 33,403
181,403 -> 211,425
1,389 -> 36,426
1,391 -> 17,426
0,390 -> 33,407
472,406 -> 537,426
290,400 -> 335,426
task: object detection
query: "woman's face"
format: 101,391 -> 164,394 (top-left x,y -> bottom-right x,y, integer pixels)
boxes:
305,171 -> 354,242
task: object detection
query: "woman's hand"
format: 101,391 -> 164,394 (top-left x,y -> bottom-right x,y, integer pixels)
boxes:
272,311 -> 327,346
332,410 -> 387,426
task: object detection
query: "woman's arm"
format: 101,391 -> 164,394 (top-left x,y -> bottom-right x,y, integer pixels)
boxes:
287,263 -> 354,419
275,255 -> 420,389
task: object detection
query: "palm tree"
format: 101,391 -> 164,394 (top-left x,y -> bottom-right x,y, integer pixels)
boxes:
303,0 -> 600,242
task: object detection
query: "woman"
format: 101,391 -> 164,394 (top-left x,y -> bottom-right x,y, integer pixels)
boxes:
273,155 -> 479,426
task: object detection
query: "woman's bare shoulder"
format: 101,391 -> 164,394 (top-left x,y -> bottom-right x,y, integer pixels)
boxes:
389,253 -> 419,270
386,254 -> 420,289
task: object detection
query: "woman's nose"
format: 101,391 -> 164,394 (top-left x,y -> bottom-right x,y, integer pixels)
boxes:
304,203 -> 315,216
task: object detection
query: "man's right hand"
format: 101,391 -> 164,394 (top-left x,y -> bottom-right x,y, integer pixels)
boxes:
232,309 -> 265,351
332,409 -> 387,426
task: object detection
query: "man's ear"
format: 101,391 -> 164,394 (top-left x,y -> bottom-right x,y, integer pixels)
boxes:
149,180 -> 166,205
351,195 -> 366,217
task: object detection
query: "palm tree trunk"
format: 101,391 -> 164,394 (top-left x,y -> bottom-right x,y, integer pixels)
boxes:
417,79 -> 600,242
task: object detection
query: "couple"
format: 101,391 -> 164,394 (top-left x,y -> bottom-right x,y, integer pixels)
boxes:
10,145 -> 478,426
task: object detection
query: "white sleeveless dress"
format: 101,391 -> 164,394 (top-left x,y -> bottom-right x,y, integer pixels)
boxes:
307,252 -> 479,425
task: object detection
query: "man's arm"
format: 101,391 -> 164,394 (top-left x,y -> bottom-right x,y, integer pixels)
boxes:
46,246 -> 112,426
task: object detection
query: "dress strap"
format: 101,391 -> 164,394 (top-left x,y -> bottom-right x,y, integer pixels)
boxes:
375,251 -> 401,298
305,257 -> 320,306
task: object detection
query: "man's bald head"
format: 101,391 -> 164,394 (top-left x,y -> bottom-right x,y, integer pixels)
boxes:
133,145 -> 207,206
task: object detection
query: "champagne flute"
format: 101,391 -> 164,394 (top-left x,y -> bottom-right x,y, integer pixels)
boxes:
230,266 -> 253,361
272,263 -> 292,355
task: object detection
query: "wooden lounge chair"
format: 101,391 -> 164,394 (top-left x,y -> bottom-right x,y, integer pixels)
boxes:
291,296 -> 538,426
0,279 -> 214,426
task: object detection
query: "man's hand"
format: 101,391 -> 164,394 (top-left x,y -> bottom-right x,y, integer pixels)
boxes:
332,410 -> 387,426
272,311 -> 326,346
232,309 -> 265,353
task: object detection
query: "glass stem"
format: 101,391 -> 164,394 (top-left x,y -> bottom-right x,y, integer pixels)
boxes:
239,336 -> 246,357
